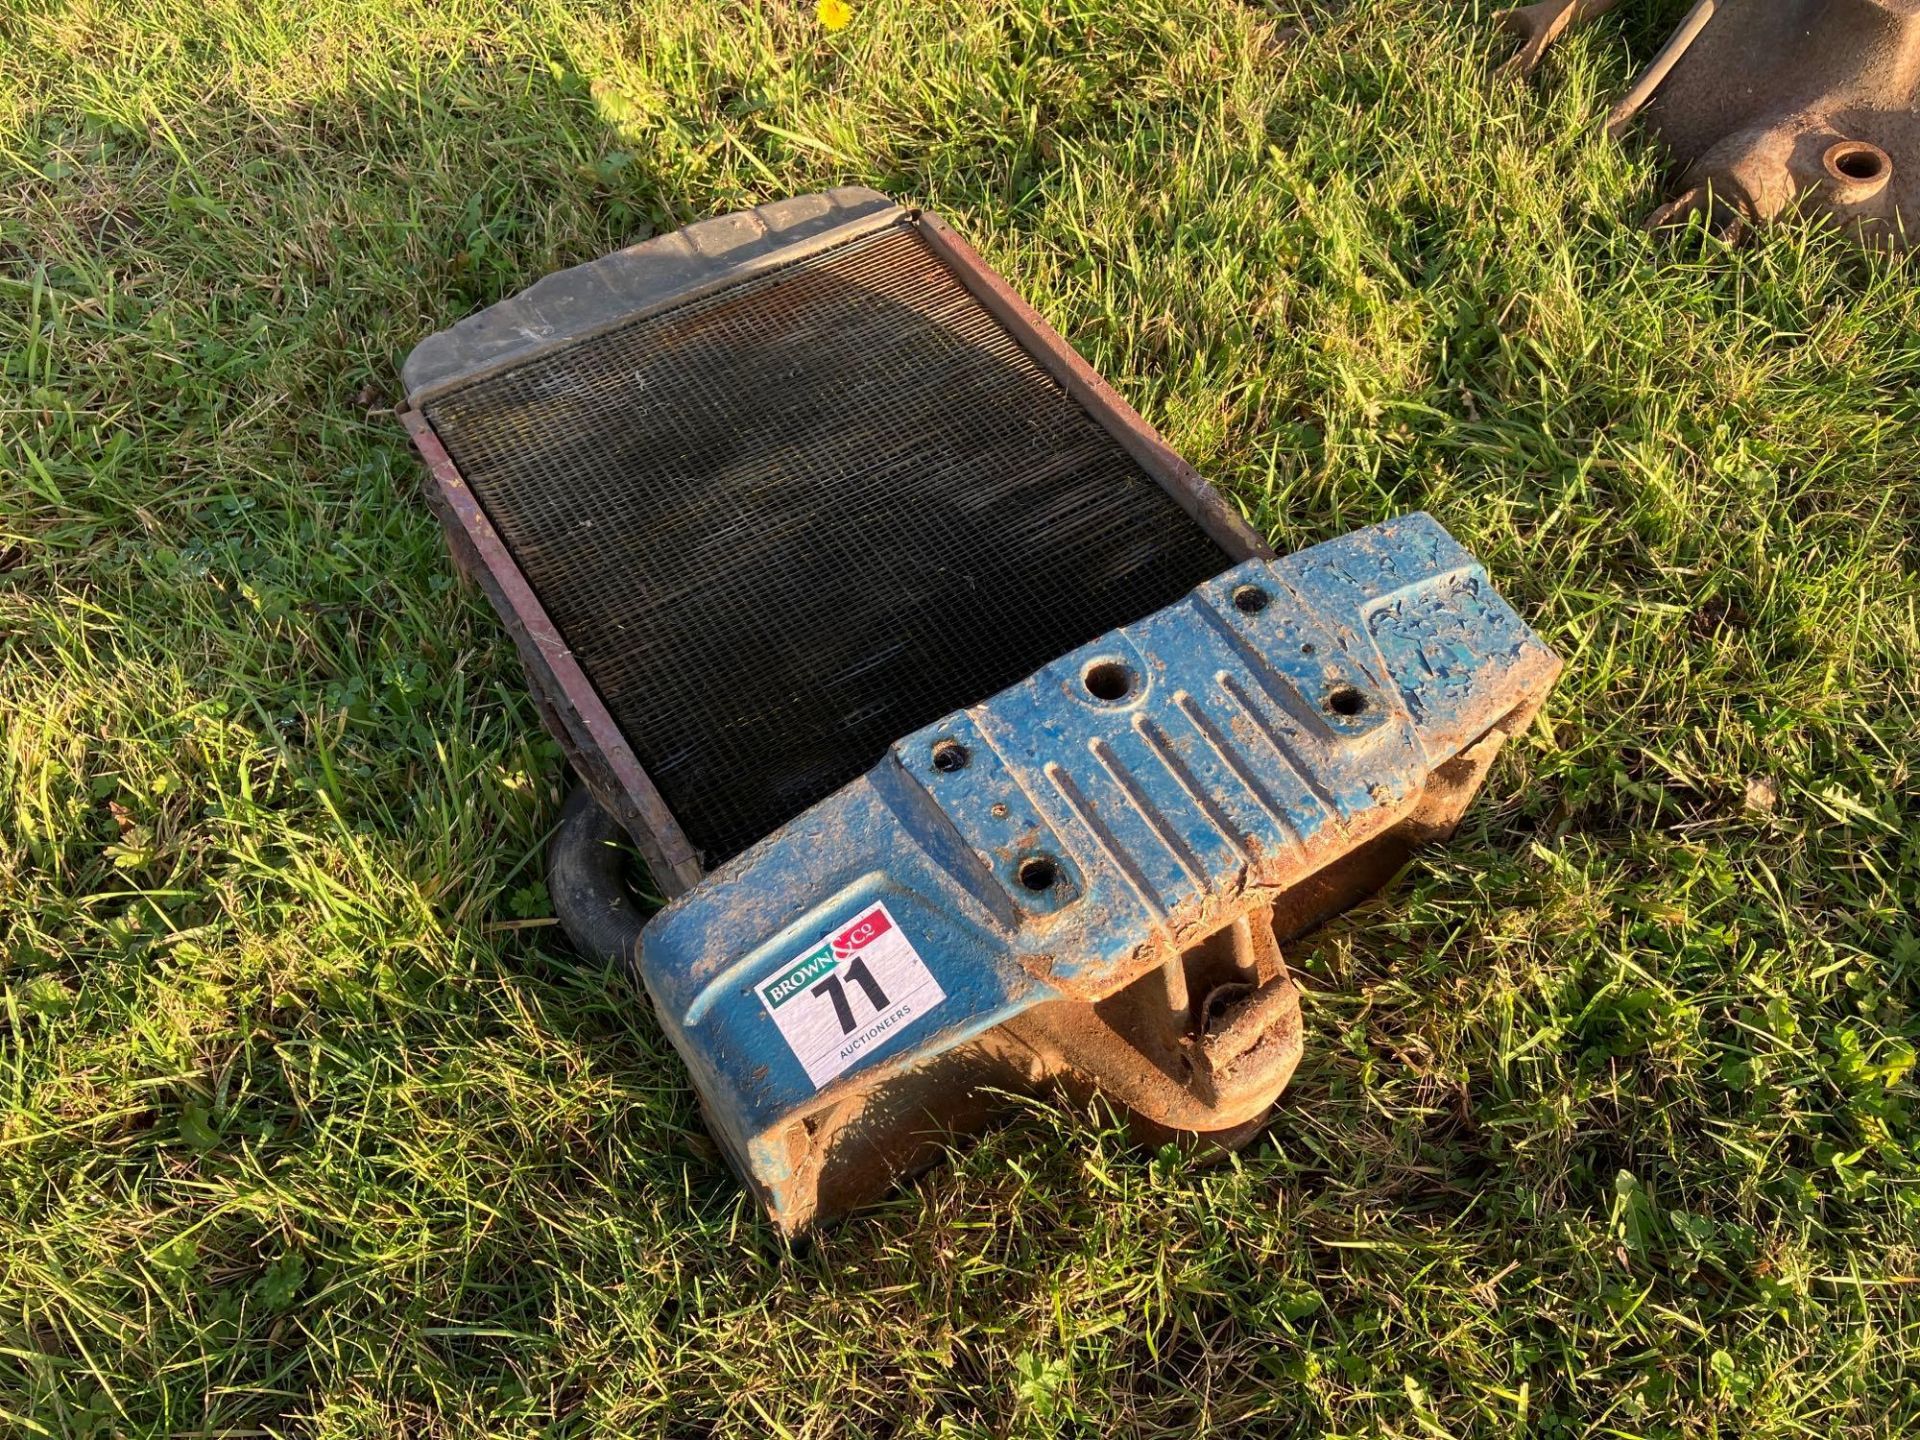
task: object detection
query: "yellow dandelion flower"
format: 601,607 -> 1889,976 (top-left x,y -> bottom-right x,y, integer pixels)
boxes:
817,0 -> 852,31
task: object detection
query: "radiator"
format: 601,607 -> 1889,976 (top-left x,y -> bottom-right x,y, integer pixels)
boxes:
400,188 -> 1559,1232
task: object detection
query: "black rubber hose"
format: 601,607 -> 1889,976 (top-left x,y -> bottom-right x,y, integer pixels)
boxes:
546,784 -> 651,973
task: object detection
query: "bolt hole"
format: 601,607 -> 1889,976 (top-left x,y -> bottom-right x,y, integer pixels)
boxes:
1232,584 -> 1269,615
931,740 -> 969,773
1300,642 -> 1317,656
1325,685 -> 1368,717
1200,982 -> 1254,1038
1082,660 -> 1136,702
1832,143 -> 1886,181
1017,855 -> 1060,892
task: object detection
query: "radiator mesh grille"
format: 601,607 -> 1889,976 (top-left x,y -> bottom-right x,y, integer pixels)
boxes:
425,222 -> 1231,864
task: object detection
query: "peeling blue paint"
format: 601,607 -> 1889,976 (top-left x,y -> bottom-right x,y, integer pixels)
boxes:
639,513 -> 1561,1225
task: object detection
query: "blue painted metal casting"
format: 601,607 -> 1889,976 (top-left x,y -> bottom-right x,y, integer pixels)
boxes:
641,513 -> 1560,1231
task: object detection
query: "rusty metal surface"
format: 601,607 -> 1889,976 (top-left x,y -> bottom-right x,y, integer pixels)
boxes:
1496,0 -> 1626,77
1632,0 -> 1919,246
398,408 -> 705,896
1505,0 -> 1920,246
1007,911 -> 1306,1138
642,514 -> 1562,1232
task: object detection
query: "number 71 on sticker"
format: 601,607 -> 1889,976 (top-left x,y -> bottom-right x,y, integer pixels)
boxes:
754,902 -> 946,1089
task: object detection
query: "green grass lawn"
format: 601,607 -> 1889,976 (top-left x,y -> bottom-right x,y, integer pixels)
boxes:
4,0 -> 1919,1433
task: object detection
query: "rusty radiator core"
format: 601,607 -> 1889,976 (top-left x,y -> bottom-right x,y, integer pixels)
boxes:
421,222 -> 1229,864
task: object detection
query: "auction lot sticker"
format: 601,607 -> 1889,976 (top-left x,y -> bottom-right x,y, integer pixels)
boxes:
755,902 -> 945,1089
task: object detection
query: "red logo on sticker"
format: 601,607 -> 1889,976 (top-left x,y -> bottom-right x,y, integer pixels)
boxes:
832,906 -> 893,955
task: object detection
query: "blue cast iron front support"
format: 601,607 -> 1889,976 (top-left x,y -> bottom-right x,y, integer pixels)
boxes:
641,513 -> 1560,1232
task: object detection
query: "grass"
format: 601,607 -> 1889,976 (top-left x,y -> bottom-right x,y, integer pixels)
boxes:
2,0 -> 1918,1433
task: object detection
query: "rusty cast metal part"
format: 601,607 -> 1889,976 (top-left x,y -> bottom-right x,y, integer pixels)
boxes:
1502,0 -> 1918,247
1496,0 -> 1627,77
640,515 -> 1561,1232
